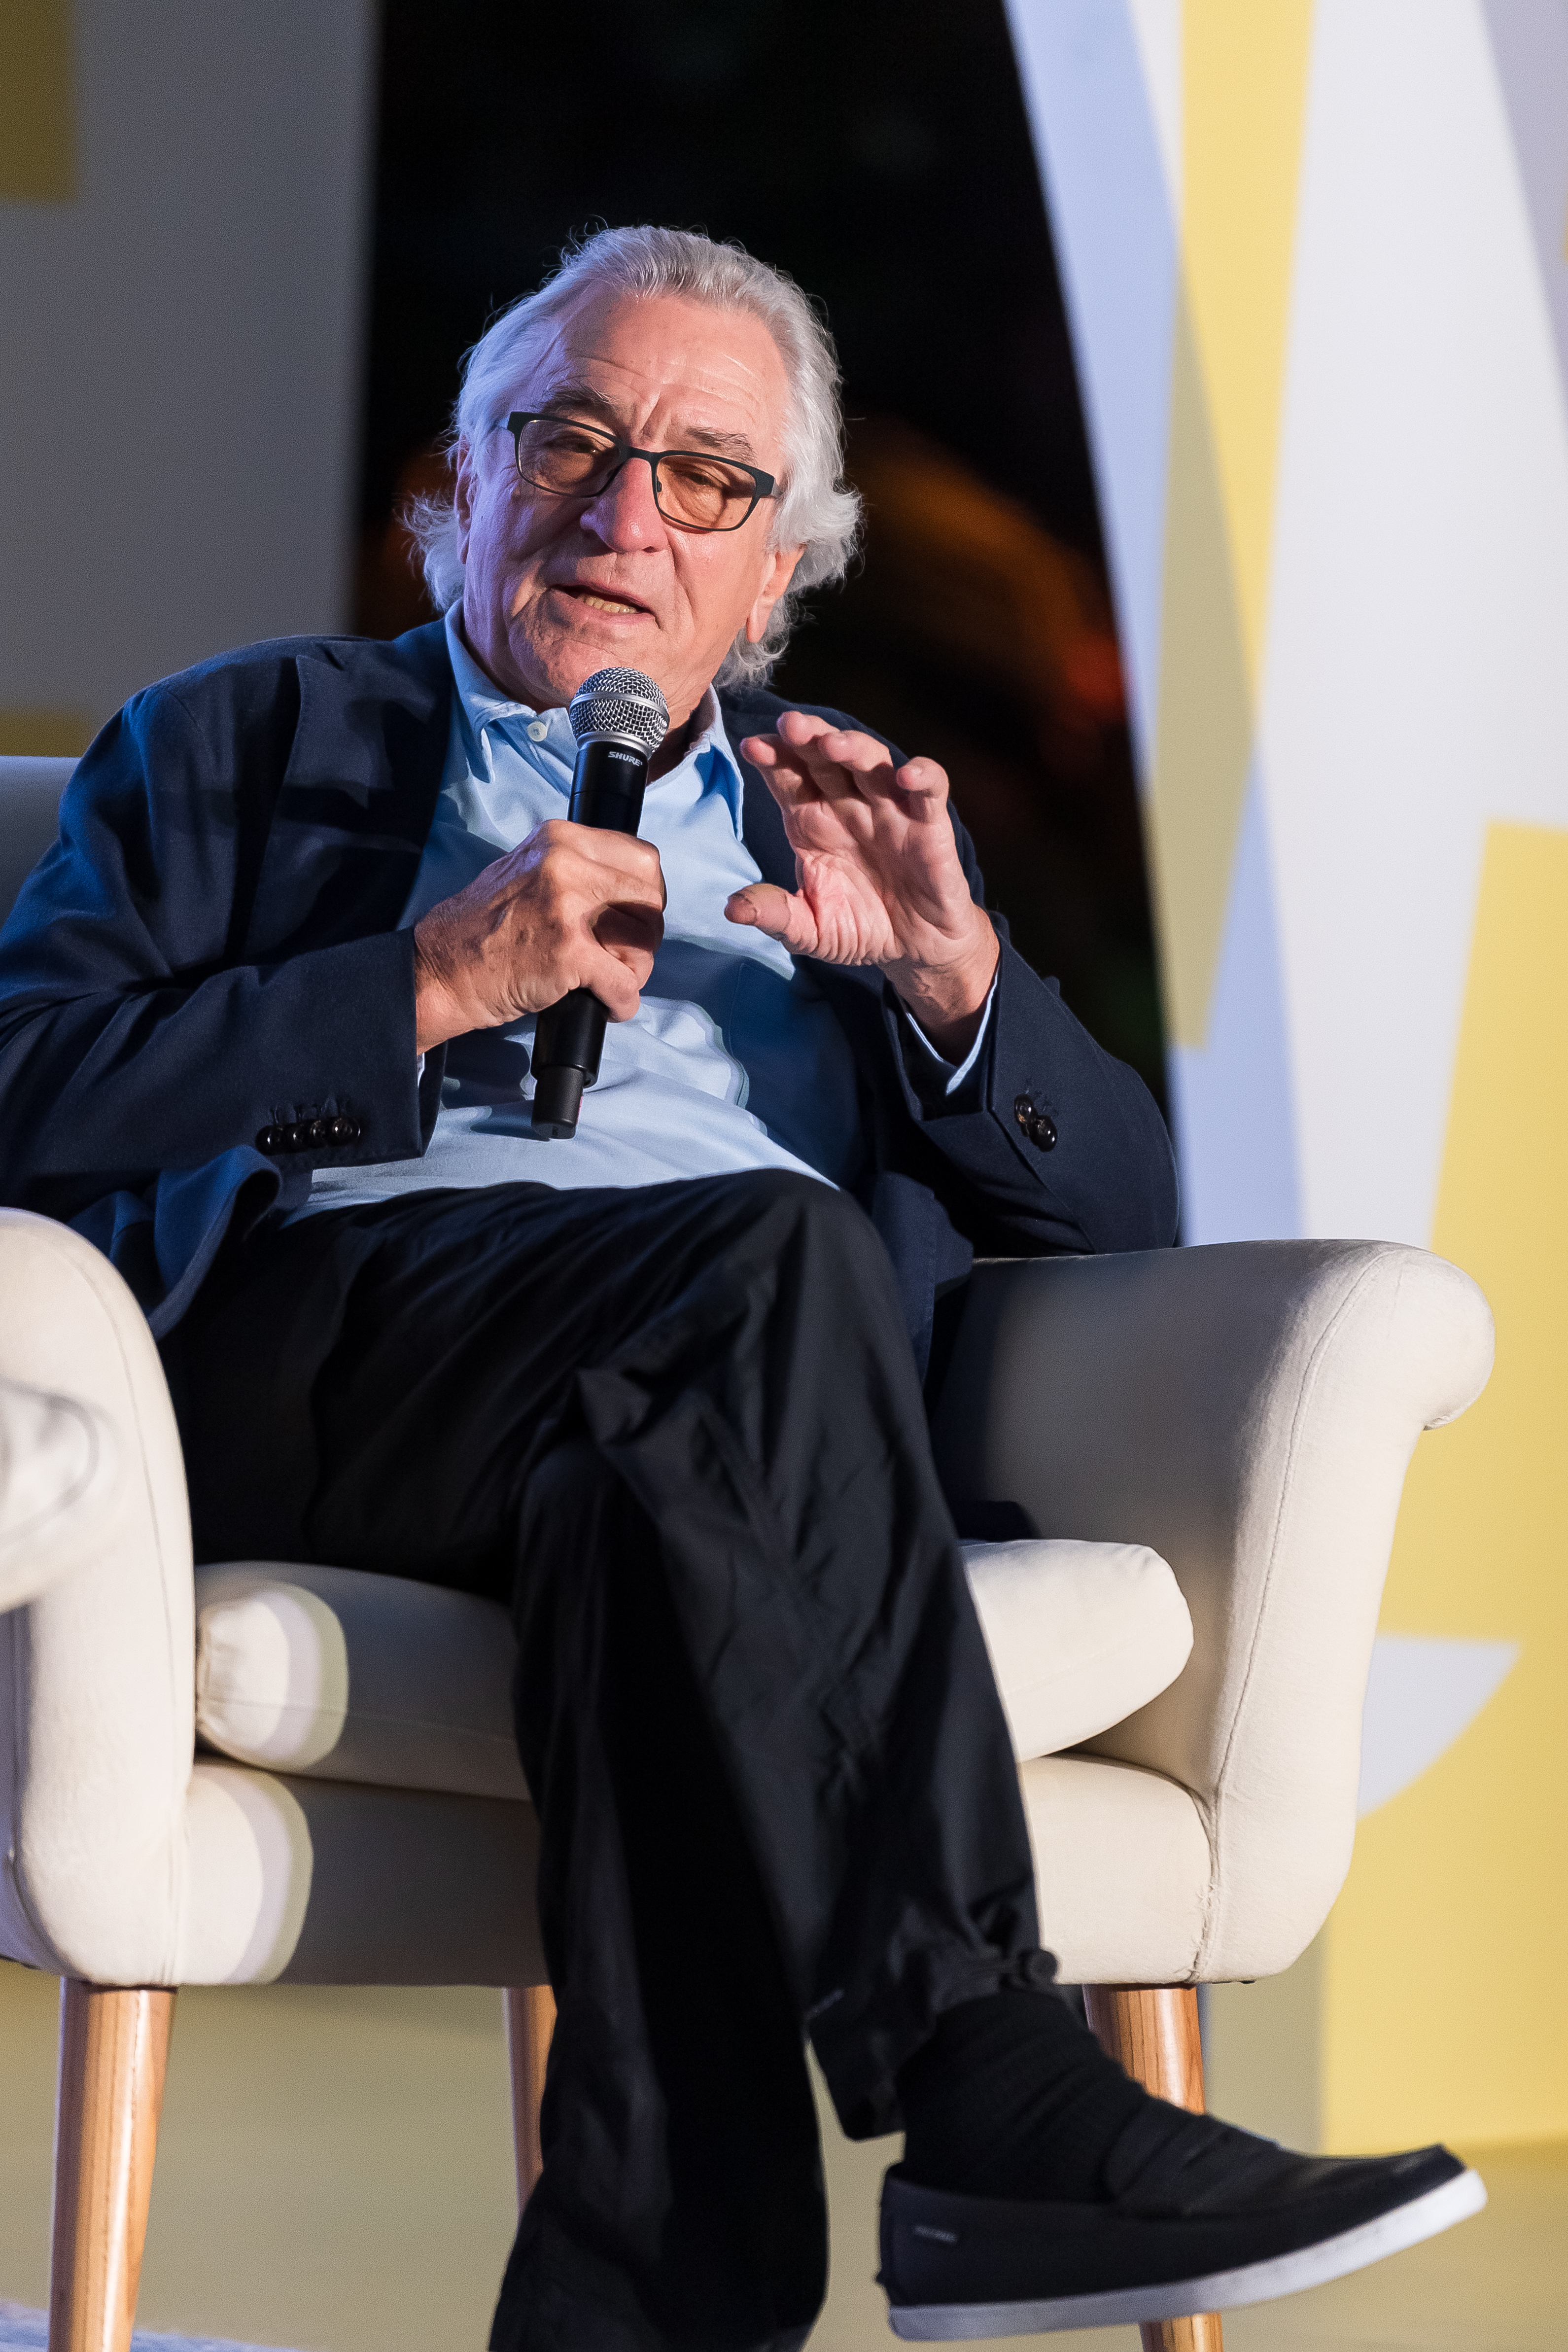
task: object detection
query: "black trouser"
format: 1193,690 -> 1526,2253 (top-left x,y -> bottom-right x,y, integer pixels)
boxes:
161,1172 -> 1040,2352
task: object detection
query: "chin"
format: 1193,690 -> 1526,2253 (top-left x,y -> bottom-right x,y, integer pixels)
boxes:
528,611 -> 663,700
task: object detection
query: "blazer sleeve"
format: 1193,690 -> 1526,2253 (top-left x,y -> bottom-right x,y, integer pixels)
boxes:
727,685 -> 1179,1257
877,931 -> 1179,1255
0,679 -> 431,1224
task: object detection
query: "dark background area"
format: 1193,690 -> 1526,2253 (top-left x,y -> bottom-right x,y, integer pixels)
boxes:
357,0 -> 1168,1106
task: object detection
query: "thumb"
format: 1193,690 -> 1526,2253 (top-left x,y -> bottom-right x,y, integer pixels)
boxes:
725,883 -> 819,951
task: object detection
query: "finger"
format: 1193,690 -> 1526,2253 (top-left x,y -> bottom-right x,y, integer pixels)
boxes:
781,712 -> 897,772
737,742 -> 818,822
778,723 -> 875,800
742,718 -> 873,786
724,883 -> 821,953
738,735 -> 858,815
551,839 -> 667,917
595,902 -> 664,966
524,820 -> 666,894
744,722 -> 910,796
750,711 -> 841,767
566,827 -> 668,908
738,731 -> 815,793
775,709 -> 880,761
890,754 -> 951,810
576,934 -> 645,1022
783,719 -> 906,804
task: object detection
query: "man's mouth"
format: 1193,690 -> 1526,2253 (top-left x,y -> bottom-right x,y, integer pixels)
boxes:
559,586 -> 647,618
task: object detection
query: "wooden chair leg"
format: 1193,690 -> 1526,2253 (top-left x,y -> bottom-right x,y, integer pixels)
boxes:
49,1981 -> 175,2352
1084,1985 -> 1222,2352
504,1983 -> 556,2210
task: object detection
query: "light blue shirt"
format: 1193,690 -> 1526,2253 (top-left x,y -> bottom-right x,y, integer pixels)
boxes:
298,609 -> 987,1216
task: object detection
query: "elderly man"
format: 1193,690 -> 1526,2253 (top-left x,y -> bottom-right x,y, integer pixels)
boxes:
0,228 -> 1473,2351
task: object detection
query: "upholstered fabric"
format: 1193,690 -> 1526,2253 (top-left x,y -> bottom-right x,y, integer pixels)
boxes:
0,1208 -> 195,1984
179,1763 -> 543,1987
964,1539 -> 1191,1761
1024,1755 -> 1213,1986
194,1563 -> 526,1799
0,1207 -> 1493,1992
192,1541 -> 1192,1798
930,1239 -> 1495,1980
0,1375 -> 122,1612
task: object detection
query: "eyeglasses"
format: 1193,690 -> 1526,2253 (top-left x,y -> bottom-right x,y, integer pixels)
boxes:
500,411 -> 778,533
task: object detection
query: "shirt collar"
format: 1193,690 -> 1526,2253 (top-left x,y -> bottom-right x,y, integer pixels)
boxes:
443,603 -> 743,835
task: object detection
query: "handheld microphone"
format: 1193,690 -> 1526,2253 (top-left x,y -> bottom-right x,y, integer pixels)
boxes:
529,665 -> 670,1137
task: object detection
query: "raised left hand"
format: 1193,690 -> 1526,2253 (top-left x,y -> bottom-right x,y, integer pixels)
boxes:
729,713 -> 1000,1057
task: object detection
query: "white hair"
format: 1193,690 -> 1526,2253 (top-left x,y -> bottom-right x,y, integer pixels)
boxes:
405,225 -> 863,687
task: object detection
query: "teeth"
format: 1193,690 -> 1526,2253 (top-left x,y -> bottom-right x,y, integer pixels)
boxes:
578,592 -> 640,615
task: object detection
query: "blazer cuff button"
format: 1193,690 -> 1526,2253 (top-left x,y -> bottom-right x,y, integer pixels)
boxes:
255,1125 -> 283,1153
327,1115 -> 356,1145
1013,1094 -> 1057,1151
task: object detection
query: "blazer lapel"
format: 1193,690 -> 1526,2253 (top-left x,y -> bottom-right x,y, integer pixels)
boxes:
244,621 -> 453,956
737,762 -> 797,892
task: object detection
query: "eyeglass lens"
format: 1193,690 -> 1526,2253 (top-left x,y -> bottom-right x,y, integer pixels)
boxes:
514,417 -> 758,530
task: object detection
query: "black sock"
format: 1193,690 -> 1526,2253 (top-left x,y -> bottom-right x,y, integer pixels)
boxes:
896,1985 -> 1151,2203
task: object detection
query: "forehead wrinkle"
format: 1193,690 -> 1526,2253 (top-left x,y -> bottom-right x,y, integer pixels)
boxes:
524,371 -> 765,462
525,378 -> 619,427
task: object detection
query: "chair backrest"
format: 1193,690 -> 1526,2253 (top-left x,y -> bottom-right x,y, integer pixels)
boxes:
0,756 -> 75,929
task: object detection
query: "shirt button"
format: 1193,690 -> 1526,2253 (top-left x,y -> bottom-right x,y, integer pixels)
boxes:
526,720 -> 549,743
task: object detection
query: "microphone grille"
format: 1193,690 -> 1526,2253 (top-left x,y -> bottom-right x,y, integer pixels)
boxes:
568,667 -> 670,756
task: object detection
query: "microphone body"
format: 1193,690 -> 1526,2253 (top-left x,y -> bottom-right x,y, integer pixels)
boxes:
530,667 -> 669,1138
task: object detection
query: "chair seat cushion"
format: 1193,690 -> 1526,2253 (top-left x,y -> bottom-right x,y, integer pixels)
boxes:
963,1538 -> 1193,1761
194,1539 -> 1192,1798
1021,1753 -> 1212,1983
177,1761 -> 545,1986
195,1562 -> 527,1799
177,1753 -> 1195,1989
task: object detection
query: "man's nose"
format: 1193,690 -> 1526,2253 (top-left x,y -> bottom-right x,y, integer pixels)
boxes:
580,455 -> 665,550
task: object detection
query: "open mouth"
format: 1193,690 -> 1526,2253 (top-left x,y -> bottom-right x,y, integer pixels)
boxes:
558,585 -> 649,619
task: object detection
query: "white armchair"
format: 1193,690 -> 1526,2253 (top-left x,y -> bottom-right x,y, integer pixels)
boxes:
0,758 -> 1495,2352
931,1240 -> 1494,1989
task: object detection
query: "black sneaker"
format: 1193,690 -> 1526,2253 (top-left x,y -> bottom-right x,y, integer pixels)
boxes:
879,2101 -> 1485,2338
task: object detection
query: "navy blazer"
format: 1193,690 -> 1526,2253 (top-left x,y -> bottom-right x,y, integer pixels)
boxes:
0,622 -> 1177,1367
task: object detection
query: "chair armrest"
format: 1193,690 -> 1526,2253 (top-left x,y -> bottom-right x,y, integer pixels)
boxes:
930,1240 -> 1494,1975
0,1210 -> 195,1981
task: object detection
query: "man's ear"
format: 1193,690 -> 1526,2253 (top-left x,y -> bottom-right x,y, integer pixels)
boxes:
453,439 -> 476,562
744,543 -> 806,646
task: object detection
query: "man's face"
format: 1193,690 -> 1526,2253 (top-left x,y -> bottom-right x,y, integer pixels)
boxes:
454,288 -> 805,730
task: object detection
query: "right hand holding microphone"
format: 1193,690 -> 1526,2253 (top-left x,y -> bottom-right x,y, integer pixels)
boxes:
411,821 -> 665,1054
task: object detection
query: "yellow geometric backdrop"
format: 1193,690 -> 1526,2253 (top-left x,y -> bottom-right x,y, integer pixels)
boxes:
1324,824 -> 1568,2148
1150,2 -> 1311,1047
1009,0 -> 1568,2146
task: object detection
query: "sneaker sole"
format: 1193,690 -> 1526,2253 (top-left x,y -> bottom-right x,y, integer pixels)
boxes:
887,2164 -> 1486,2339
